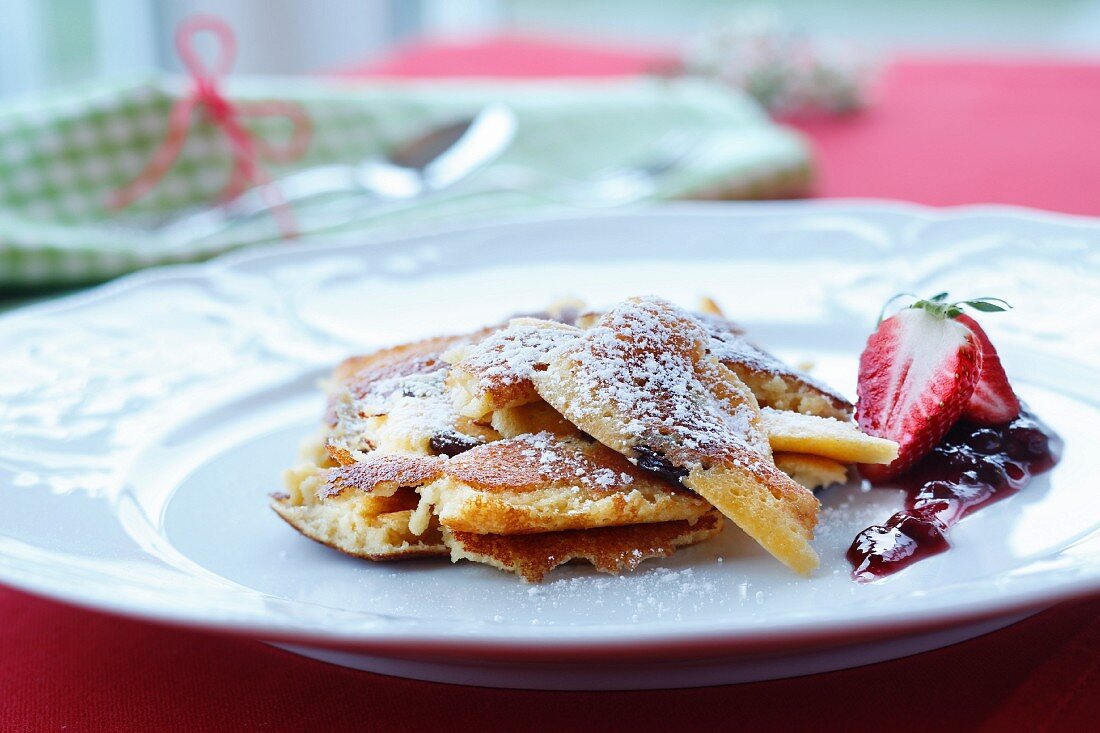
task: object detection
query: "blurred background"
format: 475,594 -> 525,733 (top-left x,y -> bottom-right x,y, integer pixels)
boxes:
4,0 -> 1100,94
3,0 -> 1100,296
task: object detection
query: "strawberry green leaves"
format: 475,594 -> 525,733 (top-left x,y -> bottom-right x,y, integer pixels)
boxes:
911,293 -> 1011,319
878,292 -> 1011,324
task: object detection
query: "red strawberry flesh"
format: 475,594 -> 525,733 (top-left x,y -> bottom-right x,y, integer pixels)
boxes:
857,308 -> 982,482
955,313 -> 1021,425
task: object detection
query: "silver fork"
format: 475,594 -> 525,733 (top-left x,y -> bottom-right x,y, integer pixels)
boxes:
153,104 -> 518,240
174,129 -> 705,241
301,130 -> 707,234
479,129 -> 703,207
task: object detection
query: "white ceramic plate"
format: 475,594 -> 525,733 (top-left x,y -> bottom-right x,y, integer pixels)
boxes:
2,202 -> 1099,690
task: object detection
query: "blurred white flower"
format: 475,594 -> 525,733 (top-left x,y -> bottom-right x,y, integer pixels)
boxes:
684,7 -> 872,117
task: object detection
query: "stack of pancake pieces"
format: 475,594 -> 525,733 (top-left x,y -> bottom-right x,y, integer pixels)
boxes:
273,296 -> 899,582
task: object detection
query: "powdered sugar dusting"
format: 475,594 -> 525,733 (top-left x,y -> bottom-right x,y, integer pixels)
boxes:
542,296 -> 763,466
699,313 -> 849,407
502,431 -> 636,492
454,319 -> 579,394
524,566 -> 725,620
330,369 -> 463,453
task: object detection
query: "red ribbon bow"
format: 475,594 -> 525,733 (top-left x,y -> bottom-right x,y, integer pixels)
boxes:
109,15 -> 311,238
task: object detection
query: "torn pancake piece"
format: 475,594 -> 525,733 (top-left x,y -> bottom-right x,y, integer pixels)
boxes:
697,359 -> 773,458
316,452 -> 446,499
773,452 -> 849,491
331,332 -> 483,389
444,318 -> 580,419
489,400 -> 579,439
272,499 -> 443,560
272,454 -> 447,560
276,434 -> 717,575
530,295 -> 821,575
761,407 -> 898,465
570,304 -> 850,420
328,357 -> 498,458
698,313 -> 853,420
444,508 -> 724,582
422,432 -> 712,535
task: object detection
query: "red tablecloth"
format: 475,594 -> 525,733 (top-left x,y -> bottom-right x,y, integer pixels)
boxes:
355,37 -> 1100,216
4,36 -> 1099,732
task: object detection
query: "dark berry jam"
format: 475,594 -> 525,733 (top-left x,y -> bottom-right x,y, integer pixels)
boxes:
848,408 -> 1060,581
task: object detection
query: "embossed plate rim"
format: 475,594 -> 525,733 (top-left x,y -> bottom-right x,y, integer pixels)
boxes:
1,200 -> 1099,660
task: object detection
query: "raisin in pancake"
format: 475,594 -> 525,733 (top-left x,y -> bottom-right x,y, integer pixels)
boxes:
773,452 -> 849,491
760,407 -> 898,465
272,450 -> 448,559
327,334 -> 499,458
418,432 -> 712,536
530,296 -> 821,575
443,509 -> 724,582
697,313 -> 853,420
444,318 -> 580,420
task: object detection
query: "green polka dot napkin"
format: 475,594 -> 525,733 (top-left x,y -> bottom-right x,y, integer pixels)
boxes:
0,76 -> 812,290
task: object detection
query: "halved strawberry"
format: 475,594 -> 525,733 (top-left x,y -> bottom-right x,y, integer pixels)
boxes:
856,302 -> 982,482
955,313 -> 1021,425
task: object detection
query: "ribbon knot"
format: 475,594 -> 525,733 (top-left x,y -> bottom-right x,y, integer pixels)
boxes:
194,80 -> 234,122
109,15 -> 311,239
